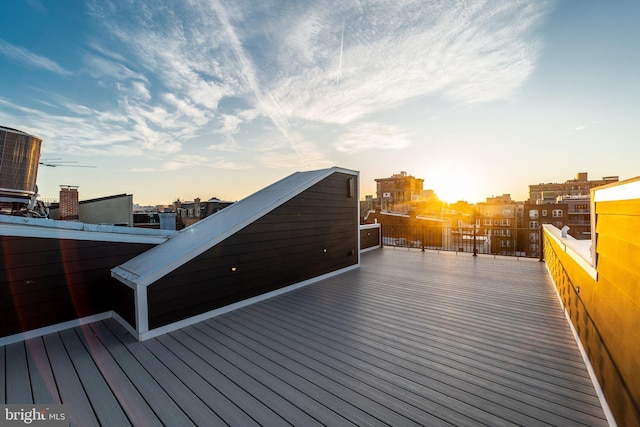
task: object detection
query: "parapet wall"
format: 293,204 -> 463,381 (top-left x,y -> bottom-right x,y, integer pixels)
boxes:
543,177 -> 640,427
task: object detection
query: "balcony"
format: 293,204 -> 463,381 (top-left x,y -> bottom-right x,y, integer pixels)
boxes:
0,248 -> 611,425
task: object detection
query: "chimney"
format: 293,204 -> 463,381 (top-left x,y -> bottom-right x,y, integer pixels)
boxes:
194,198 -> 201,217
59,185 -> 79,221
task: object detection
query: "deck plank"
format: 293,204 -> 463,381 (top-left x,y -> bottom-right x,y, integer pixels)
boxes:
196,319 -> 393,427
5,342 -> 32,404
174,326 -> 325,427
25,337 -> 60,403
270,290 -> 602,407
42,333 -> 99,426
248,297 -> 604,426
101,320 -> 226,427
73,323 -> 162,426
0,346 -> 4,403
155,331 -> 285,426
58,328 -> 132,426
192,321 -> 360,426
142,338 -> 258,427
228,305 -> 513,426
203,315 -> 454,427
88,321 -> 196,427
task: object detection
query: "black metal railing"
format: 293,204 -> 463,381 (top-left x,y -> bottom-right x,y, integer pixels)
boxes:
380,224 -> 543,259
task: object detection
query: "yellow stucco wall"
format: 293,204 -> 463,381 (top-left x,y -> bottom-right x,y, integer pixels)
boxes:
544,196 -> 640,426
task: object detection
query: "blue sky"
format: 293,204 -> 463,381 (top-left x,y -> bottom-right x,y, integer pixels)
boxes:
1,0 -> 638,205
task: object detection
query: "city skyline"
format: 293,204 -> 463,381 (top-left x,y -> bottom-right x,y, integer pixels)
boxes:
1,1 -> 638,205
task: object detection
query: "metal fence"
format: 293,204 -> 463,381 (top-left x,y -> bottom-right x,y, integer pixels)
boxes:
380,224 -> 543,259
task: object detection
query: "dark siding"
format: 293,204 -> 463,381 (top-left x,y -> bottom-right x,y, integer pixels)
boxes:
360,227 -> 380,250
112,282 -> 136,329
147,172 -> 359,329
0,236 -> 154,338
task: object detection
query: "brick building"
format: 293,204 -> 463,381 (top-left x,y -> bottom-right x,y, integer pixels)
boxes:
375,171 -> 424,213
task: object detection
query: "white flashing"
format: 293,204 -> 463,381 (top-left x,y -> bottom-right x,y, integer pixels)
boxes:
0,216 -> 174,244
593,177 -> 640,202
360,223 -> 381,230
138,264 -> 359,341
0,312 -> 112,347
543,224 -> 597,280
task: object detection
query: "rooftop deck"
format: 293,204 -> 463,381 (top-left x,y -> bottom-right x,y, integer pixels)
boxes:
1,248 -> 609,426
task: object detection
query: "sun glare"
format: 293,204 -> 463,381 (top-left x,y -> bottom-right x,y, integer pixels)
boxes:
428,169 -> 483,204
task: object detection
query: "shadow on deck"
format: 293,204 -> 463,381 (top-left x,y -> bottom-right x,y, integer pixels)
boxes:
1,248 -> 609,426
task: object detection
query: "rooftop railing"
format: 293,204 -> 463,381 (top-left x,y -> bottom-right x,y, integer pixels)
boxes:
376,224 -> 542,259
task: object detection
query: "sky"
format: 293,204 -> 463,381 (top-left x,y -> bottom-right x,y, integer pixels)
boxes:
1,0 -> 638,205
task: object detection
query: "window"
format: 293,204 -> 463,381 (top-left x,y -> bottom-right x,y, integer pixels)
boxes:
529,210 -> 539,219
542,210 -> 548,217
530,232 -> 538,241
529,221 -> 539,229
552,209 -> 563,218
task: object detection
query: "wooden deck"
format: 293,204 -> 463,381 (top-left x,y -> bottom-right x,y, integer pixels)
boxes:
1,248 -> 609,426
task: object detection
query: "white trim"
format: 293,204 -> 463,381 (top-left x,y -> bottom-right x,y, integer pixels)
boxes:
545,265 -> 618,427
360,223 -> 381,230
593,177 -> 640,202
360,245 -> 381,254
136,286 -> 149,337
138,264 -> 359,341
0,216 -> 173,244
0,312 -> 112,346
112,311 -> 138,338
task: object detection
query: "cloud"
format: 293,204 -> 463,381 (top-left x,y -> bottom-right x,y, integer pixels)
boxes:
257,132 -> 335,169
2,0 -> 553,172
26,0 -> 47,14
89,0 -> 550,157
334,122 -> 412,153
257,0 -> 551,124
84,54 -> 148,83
211,159 -> 253,170
0,39 -> 71,75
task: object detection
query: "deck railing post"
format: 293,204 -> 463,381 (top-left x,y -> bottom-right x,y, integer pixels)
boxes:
539,225 -> 544,262
473,222 -> 478,256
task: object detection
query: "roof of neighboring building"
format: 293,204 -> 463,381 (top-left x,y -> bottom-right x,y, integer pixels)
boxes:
49,193 -> 131,208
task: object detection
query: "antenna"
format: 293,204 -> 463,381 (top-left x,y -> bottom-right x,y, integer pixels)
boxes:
39,159 -> 97,168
